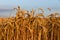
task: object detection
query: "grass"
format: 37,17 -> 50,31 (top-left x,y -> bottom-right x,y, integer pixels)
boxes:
0,6 -> 60,40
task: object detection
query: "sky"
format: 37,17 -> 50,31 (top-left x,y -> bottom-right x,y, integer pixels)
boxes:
0,0 -> 60,17
0,0 -> 60,9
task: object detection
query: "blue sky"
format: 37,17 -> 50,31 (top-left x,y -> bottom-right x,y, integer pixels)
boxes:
0,0 -> 60,17
0,0 -> 60,10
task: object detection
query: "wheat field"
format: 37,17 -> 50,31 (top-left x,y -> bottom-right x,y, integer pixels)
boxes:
0,6 -> 60,40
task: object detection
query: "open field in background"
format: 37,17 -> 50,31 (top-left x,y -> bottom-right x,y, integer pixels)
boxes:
0,6 -> 60,40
